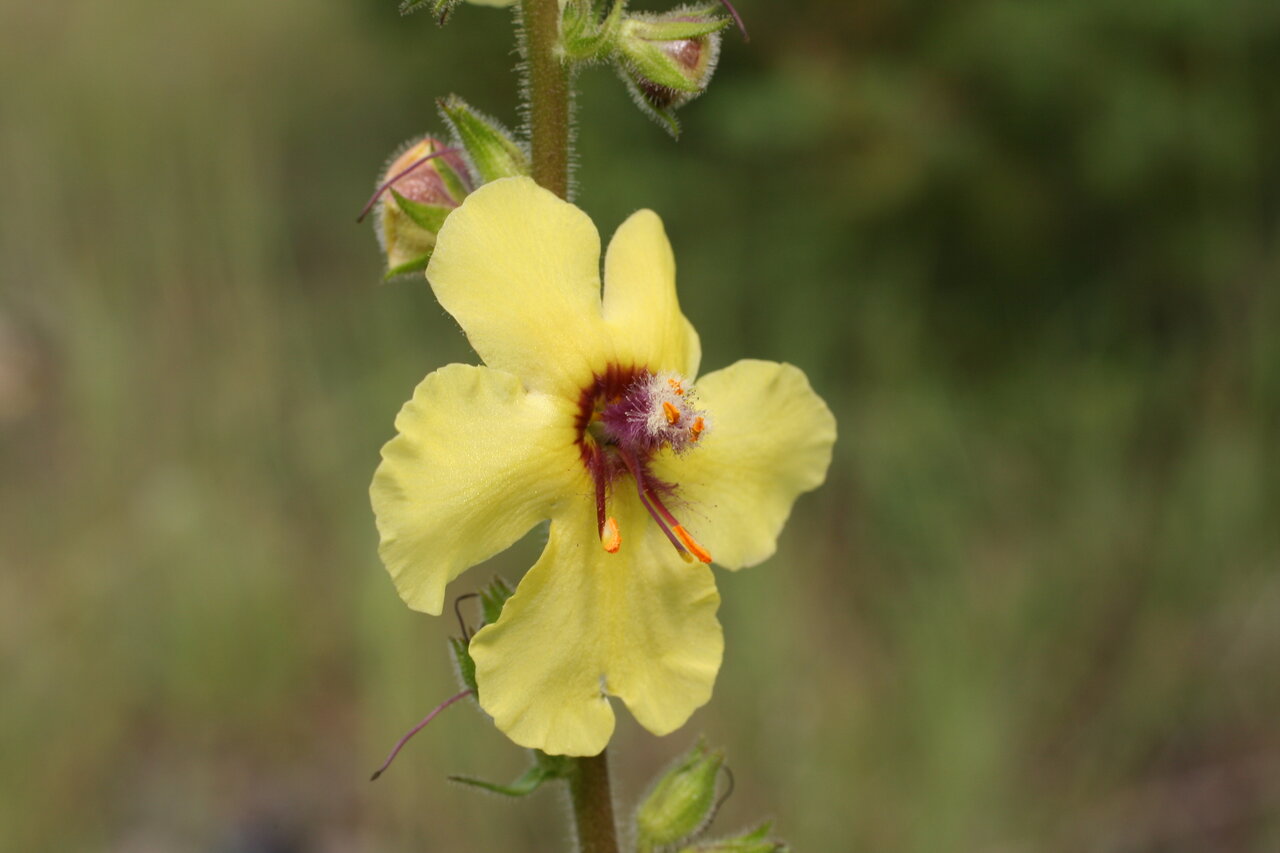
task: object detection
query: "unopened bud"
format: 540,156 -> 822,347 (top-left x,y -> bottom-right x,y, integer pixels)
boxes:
636,738 -> 725,849
615,6 -> 730,136
678,822 -> 789,853
371,136 -> 473,278
438,95 -> 530,183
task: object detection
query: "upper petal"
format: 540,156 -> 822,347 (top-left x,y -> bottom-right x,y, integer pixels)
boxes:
651,359 -> 836,570
371,363 -> 584,615
602,209 -> 701,378
426,177 -> 613,398
469,490 -> 723,756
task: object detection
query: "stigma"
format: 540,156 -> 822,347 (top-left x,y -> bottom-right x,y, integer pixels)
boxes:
578,368 -> 713,564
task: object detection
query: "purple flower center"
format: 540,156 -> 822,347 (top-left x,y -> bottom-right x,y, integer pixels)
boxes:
576,366 -> 712,563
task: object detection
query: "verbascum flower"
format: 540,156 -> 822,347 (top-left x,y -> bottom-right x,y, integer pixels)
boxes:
371,177 -> 835,756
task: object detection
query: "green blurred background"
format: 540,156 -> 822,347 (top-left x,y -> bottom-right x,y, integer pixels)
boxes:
3,0 -> 1279,850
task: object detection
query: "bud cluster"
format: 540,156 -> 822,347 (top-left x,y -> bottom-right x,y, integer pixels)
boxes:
367,97 -> 528,278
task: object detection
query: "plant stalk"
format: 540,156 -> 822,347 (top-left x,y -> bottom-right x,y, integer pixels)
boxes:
518,5 -> 616,851
569,751 -> 621,853
520,0 -> 572,198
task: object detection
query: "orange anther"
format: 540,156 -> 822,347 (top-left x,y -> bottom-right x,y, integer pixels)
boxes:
690,416 -> 705,441
662,401 -> 681,425
667,377 -> 685,395
601,516 -> 622,553
672,524 -> 712,563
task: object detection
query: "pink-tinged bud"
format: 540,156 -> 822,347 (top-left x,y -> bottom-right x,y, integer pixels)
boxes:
614,7 -> 730,136
368,136 -> 474,279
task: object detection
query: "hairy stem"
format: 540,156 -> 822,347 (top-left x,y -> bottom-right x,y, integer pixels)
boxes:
520,0 -> 572,198
569,751 -> 621,853
517,5 -> 615,851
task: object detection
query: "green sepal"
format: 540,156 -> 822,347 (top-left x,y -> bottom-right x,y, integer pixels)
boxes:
677,822 -> 789,853
432,156 -> 472,205
618,69 -> 683,138
649,104 -> 682,138
438,95 -> 529,183
401,0 -> 463,26
480,575 -> 515,625
383,253 -> 431,280
619,41 -> 704,93
632,15 -> 730,41
448,750 -> 572,798
448,635 -> 478,692
390,190 -> 451,233
561,0 -> 626,61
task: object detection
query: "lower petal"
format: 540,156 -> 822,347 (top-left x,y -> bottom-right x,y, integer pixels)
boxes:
653,359 -> 836,570
469,490 -> 723,756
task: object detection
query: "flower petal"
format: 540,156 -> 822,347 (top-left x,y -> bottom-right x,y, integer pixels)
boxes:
426,177 -> 613,398
371,363 -> 584,615
469,490 -> 723,756
602,209 -> 701,378
653,359 -> 836,570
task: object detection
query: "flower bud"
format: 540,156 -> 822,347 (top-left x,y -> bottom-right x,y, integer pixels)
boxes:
636,738 -> 725,849
678,822 -> 789,853
372,136 -> 473,278
615,6 -> 730,136
438,95 -> 530,183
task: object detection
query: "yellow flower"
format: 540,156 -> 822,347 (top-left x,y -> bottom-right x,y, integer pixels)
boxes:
371,177 -> 836,756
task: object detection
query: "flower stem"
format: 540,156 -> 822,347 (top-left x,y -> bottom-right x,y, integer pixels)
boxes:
520,0 -> 572,198
516,5 -> 615,851
569,751 -> 620,853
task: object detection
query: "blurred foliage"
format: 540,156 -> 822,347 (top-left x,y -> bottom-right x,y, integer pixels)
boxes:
2,0 -> 1278,850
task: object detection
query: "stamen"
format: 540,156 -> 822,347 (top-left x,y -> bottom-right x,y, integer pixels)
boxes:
645,489 -> 713,564
667,377 -> 685,395
589,447 -> 608,536
662,400 -> 682,425
617,446 -> 691,557
690,416 -> 705,442
637,484 -> 691,556
616,446 -> 714,564
672,524 -> 712,563
601,516 -> 622,553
